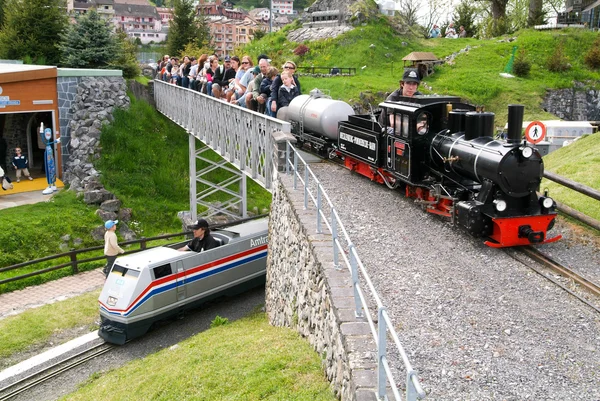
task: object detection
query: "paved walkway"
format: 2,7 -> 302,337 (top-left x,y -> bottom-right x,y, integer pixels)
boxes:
0,268 -> 106,320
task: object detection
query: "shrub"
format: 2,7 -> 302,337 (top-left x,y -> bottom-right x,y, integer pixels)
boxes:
512,48 -> 531,77
546,40 -> 570,72
293,44 -> 309,56
210,315 -> 230,328
584,38 -> 600,69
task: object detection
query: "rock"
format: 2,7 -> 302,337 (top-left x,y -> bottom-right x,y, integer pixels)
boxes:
91,226 -> 105,241
100,199 -> 122,212
84,189 -> 114,205
118,222 -> 137,241
118,208 -> 133,222
96,209 -> 118,222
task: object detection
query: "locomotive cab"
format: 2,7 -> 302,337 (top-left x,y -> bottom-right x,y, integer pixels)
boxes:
377,96 -> 475,186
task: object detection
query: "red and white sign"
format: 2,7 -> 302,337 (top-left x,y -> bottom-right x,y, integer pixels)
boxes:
524,121 -> 546,144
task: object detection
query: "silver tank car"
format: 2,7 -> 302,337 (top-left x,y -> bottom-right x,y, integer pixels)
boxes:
98,217 -> 269,344
286,89 -> 355,140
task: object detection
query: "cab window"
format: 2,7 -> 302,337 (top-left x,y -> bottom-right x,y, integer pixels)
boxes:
111,264 -> 140,278
416,112 -> 430,136
153,264 -> 173,279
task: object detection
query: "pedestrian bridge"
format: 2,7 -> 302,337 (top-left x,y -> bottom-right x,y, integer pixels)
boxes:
153,80 -> 290,221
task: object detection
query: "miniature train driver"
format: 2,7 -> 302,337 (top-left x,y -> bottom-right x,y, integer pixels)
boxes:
386,68 -> 422,101
178,219 -> 218,252
381,68 -> 423,133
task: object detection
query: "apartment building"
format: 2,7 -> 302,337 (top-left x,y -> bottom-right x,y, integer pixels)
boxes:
208,17 -> 266,56
113,0 -> 165,44
272,0 -> 294,15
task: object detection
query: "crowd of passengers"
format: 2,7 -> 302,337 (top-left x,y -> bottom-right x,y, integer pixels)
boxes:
157,53 -> 301,118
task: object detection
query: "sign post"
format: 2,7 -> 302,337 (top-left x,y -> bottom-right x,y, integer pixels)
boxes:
525,121 -> 546,144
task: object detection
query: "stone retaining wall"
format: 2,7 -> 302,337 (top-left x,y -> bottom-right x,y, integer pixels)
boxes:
541,85 -> 600,121
266,166 -> 380,401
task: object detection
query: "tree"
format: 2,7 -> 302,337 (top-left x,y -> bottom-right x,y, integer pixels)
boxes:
452,0 -> 478,38
398,0 -> 420,27
527,0 -> 544,26
0,0 -> 6,28
195,11 -> 212,50
60,10 -> 118,68
110,30 -> 141,79
0,0 -> 68,65
166,0 -> 197,57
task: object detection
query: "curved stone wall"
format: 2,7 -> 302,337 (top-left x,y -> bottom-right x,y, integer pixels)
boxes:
59,76 -> 130,192
267,172 -> 378,401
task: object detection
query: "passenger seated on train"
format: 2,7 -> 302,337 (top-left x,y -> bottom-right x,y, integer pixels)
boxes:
178,219 -> 219,252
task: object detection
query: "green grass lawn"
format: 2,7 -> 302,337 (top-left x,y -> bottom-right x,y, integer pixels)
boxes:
0,290 -> 101,364
61,310 -> 336,401
542,133 -> 600,221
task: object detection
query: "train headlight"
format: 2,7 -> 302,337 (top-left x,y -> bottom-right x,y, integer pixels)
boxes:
494,199 -> 507,212
541,196 -> 554,209
107,296 -> 118,306
520,146 -> 533,159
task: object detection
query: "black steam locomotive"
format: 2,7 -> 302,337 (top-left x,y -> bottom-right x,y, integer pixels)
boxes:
285,90 -> 562,248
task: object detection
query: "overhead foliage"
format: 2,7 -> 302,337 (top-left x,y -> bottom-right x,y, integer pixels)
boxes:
110,30 -> 141,79
166,0 -> 198,57
452,0 -> 478,38
0,0 -> 68,65
60,10 -> 118,68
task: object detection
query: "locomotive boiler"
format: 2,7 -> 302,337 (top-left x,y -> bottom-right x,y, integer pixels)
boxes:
285,91 -> 561,248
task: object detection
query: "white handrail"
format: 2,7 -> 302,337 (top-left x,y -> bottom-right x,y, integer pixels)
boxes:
286,141 -> 426,401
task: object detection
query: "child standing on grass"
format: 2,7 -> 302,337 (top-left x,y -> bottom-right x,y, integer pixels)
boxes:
12,147 -> 33,183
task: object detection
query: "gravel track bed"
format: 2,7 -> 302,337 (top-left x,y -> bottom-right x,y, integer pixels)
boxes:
306,161 -> 600,401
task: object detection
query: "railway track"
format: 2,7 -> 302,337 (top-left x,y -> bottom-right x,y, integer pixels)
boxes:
0,342 -> 113,401
508,246 -> 600,314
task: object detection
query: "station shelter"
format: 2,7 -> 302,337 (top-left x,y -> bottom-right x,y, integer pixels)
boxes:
0,64 -> 60,180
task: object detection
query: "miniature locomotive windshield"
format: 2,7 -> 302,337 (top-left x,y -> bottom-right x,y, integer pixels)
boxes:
286,90 -> 561,248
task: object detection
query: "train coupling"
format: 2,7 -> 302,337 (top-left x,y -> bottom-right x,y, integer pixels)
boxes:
518,225 -> 544,244
98,324 -> 127,345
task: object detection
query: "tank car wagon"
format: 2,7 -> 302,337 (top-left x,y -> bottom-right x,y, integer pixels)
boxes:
98,218 -> 268,345
286,90 -> 561,248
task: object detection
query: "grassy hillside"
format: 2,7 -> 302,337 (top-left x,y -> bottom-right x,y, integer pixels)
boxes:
542,133 -> 600,220
244,20 -> 599,127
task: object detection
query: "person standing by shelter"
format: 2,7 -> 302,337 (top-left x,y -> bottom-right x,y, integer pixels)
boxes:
104,220 -> 124,277
12,147 -> 33,182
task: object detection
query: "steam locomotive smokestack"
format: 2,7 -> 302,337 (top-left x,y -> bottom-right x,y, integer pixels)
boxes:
507,104 -> 524,144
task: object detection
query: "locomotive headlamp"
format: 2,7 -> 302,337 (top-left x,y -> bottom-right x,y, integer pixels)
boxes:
520,146 -> 533,159
107,296 -> 118,306
541,196 -> 554,209
494,199 -> 507,212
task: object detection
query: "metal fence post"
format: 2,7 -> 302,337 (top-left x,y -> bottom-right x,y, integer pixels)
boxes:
378,306 -> 387,400
317,184 -> 322,233
332,209 -> 340,270
304,167 -> 309,210
286,141 -> 290,175
293,151 -> 298,189
349,243 -> 363,317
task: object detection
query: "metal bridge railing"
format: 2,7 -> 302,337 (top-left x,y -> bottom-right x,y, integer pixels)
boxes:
285,142 -> 426,401
153,80 -> 291,219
